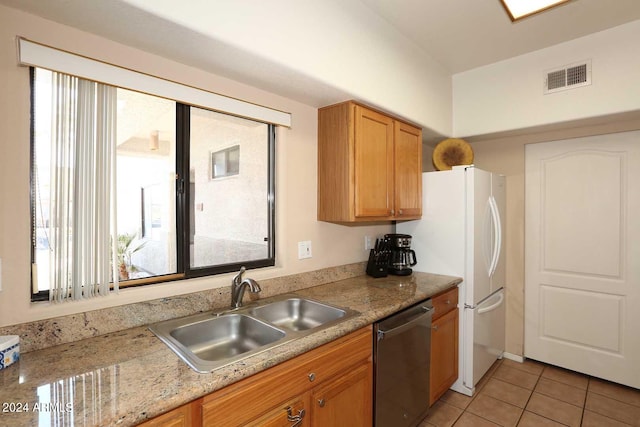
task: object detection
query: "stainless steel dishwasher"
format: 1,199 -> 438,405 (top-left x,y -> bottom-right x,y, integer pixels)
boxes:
374,299 -> 433,427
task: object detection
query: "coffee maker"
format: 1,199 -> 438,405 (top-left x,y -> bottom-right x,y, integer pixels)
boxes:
385,233 -> 417,276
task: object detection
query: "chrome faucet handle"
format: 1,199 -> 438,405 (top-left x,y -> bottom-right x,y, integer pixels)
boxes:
230,267 -> 261,309
232,266 -> 246,286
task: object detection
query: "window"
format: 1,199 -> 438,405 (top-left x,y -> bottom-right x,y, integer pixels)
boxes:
31,68 -> 275,301
211,145 -> 240,179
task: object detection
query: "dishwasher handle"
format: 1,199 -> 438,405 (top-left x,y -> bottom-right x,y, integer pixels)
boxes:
377,306 -> 433,341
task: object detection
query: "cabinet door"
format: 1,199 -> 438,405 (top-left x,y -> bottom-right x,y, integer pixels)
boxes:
354,105 -> 394,218
138,403 -> 198,427
430,308 -> 459,405
394,121 -> 422,218
310,362 -> 373,426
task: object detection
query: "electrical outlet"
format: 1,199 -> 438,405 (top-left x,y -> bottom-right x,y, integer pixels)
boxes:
298,241 -> 312,259
297,241 -> 312,259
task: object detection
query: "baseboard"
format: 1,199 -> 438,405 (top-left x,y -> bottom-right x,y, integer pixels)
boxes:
502,352 -> 525,363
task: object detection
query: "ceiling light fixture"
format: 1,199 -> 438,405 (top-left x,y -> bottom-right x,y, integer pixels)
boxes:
500,0 -> 572,21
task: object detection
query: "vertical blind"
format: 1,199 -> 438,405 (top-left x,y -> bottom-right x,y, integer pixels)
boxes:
47,71 -> 118,302
23,37 -> 289,302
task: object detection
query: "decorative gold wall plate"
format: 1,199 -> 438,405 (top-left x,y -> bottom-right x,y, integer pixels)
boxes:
432,138 -> 474,170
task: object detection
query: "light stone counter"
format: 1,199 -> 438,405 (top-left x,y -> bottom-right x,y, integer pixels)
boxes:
0,272 -> 461,427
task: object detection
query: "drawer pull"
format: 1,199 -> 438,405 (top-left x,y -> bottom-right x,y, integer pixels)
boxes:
286,406 -> 305,427
318,398 -> 326,408
433,325 -> 439,331
308,373 -> 316,382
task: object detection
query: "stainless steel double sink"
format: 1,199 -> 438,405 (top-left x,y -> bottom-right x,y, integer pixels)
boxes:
149,296 -> 358,373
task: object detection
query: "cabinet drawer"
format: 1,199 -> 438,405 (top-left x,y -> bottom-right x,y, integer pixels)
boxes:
201,326 -> 372,426
432,287 -> 458,320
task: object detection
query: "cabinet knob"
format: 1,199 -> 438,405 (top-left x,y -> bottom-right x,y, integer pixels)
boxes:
318,398 -> 326,408
398,209 -> 403,215
433,325 -> 438,331
390,209 -> 395,215
446,300 -> 451,305
308,373 -> 316,382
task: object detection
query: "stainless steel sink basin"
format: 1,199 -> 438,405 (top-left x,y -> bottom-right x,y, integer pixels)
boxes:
149,295 -> 357,373
150,313 -> 287,373
251,298 -> 346,331
171,314 -> 285,360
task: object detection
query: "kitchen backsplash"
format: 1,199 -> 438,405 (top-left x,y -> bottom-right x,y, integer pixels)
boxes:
0,262 -> 366,353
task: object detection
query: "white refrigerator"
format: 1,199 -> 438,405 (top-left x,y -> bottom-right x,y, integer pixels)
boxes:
397,165 -> 506,396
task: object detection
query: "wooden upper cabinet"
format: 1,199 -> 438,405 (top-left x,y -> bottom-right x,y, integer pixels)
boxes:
394,121 -> 423,218
354,105 -> 395,218
318,101 -> 423,223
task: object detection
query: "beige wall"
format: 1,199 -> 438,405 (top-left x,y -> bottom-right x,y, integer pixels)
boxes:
0,5 -> 392,328
470,118 -> 640,356
453,20 -> 640,137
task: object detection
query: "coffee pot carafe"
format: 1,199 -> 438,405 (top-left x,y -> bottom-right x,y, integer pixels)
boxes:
385,234 -> 417,276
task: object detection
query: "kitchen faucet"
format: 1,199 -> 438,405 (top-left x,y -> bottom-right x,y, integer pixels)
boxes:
230,266 -> 261,308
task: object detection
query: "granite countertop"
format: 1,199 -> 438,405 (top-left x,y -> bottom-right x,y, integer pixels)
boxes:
0,272 -> 461,427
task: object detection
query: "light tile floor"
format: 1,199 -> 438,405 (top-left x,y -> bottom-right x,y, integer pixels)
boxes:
420,359 -> 640,427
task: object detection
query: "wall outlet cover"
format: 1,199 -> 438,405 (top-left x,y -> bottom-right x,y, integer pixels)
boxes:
297,241 -> 312,259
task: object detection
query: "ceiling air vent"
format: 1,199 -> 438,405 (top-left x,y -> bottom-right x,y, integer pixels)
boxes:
544,60 -> 591,94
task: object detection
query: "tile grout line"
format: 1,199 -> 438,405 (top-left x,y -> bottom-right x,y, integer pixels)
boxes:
534,376 -> 589,409
586,382 -> 640,408
579,377 -> 590,426
450,359 -> 499,426
437,358 -> 639,427
513,364 -> 543,427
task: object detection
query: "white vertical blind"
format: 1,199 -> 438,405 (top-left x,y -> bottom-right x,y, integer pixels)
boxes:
49,72 -> 117,302
18,38 -> 292,127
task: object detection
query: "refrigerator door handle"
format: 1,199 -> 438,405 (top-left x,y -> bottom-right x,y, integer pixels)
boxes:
478,292 -> 504,315
488,196 -> 502,278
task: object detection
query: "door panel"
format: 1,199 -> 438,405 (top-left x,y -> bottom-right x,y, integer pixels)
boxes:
542,151 -> 623,277
394,121 -> 422,217
525,130 -> 640,388
354,105 -> 394,218
540,286 -> 622,353
311,363 -> 372,427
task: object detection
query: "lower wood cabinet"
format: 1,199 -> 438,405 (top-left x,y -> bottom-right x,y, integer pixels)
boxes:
310,363 -> 372,426
430,287 -> 459,405
140,327 -> 372,427
137,402 -> 197,427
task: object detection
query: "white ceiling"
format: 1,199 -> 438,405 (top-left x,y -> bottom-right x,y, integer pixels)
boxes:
359,0 -> 640,73
4,0 -> 640,112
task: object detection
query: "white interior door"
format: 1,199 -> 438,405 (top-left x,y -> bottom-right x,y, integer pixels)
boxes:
525,130 -> 640,388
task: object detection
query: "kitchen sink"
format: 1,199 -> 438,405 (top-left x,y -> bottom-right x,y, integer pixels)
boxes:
150,312 -> 288,373
251,298 -> 346,331
149,295 -> 357,373
170,314 -> 285,361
